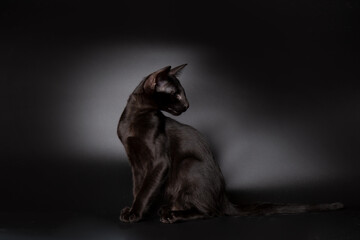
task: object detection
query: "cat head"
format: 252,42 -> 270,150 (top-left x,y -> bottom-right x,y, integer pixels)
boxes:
143,64 -> 189,116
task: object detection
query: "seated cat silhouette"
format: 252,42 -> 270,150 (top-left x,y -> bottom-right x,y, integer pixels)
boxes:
117,64 -> 343,223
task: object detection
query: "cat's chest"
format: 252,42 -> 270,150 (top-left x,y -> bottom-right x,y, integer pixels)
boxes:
118,110 -> 160,142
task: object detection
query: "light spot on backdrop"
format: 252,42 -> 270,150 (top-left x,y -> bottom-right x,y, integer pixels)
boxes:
59,42 -> 209,159
56,41 -> 339,189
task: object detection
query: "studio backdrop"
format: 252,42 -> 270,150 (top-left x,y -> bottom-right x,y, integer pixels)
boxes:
1,0 -> 359,213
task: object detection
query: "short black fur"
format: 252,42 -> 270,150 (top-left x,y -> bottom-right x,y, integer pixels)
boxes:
117,65 -> 343,223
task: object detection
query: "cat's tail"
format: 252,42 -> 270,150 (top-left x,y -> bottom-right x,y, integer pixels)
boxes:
223,199 -> 344,216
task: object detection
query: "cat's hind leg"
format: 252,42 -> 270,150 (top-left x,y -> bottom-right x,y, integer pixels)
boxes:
160,207 -> 208,224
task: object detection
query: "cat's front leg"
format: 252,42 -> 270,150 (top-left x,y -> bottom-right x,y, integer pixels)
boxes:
120,162 -> 168,223
119,206 -> 141,223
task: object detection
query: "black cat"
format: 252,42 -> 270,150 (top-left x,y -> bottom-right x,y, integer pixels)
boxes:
117,64 -> 343,223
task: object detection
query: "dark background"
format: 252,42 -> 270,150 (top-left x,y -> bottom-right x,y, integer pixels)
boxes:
1,0 -> 360,239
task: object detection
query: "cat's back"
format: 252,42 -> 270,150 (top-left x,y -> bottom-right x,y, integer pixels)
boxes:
164,117 -> 213,161
164,117 -> 204,143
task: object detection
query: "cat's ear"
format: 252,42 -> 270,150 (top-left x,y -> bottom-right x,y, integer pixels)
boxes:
169,64 -> 187,77
144,66 -> 171,92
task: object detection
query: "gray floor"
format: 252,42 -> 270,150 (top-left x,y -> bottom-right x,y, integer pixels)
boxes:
1,208 -> 360,240
1,160 -> 359,240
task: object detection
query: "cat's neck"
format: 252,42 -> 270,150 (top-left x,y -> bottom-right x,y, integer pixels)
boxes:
126,80 -> 158,114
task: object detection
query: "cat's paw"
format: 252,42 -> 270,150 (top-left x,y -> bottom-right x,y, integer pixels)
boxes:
158,205 -> 171,216
160,211 -> 177,224
119,207 -> 141,223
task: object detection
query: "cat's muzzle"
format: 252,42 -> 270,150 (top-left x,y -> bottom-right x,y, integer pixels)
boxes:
167,105 -> 188,116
